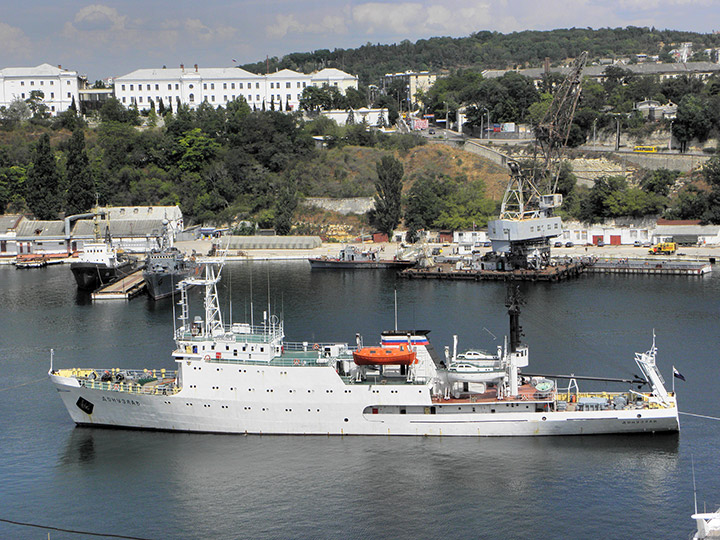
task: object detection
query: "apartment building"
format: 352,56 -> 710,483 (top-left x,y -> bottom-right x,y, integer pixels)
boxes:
113,65 -> 358,112
0,63 -> 81,116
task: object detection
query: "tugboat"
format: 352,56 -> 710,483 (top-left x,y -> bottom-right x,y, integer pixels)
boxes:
70,212 -> 134,291
49,268 -> 680,437
143,222 -> 199,300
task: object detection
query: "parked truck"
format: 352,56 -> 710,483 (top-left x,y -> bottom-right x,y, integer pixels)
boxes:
648,242 -> 677,255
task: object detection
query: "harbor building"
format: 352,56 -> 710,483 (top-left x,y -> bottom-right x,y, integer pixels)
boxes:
0,215 -> 24,260
0,64 -> 82,116
112,65 -> 358,112
0,205 -> 183,258
652,219 -> 720,245
106,206 -> 183,237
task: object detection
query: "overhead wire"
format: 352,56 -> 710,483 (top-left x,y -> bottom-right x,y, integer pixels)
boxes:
0,517 -> 154,540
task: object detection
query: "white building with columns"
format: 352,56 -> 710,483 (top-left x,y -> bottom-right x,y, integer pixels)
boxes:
0,63 -> 81,116
113,65 -> 358,112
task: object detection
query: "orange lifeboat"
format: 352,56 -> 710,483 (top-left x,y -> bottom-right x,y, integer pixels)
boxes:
352,344 -> 417,366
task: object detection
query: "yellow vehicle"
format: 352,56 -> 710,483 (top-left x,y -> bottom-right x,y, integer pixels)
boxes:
648,242 -> 677,255
634,145 -> 659,153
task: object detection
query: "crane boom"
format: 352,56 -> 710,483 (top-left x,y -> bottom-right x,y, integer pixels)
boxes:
487,52 -> 588,270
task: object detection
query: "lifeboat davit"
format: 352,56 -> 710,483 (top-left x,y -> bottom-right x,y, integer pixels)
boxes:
352,345 -> 417,366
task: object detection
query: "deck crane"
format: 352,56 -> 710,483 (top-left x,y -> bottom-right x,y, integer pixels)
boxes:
487,51 -> 588,271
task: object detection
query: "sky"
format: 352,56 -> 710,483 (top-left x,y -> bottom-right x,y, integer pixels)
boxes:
1,0 -> 719,81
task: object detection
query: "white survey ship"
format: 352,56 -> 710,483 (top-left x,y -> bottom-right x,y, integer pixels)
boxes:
50,263 -> 679,437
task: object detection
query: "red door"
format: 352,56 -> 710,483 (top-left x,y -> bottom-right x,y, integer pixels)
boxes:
610,235 -> 621,245
592,235 -> 603,245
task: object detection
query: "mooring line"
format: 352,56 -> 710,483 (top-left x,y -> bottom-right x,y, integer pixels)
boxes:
0,376 -> 46,392
680,412 -> 720,421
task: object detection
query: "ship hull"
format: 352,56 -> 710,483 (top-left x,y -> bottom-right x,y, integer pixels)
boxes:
308,258 -> 415,269
143,270 -> 194,300
50,368 -> 679,437
70,260 -> 134,290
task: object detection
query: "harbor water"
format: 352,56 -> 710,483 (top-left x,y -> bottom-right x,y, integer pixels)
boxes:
1,262 -> 719,539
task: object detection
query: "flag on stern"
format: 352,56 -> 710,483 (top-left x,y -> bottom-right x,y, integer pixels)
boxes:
673,366 -> 686,381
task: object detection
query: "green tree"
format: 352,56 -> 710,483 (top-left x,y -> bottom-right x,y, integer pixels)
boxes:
370,155 -> 404,236
674,95 -> 712,152
1,98 -> 31,126
0,165 -> 27,213
404,175 -> 448,231
344,87 -> 367,109
640,168 -> 679,196
99,98 -> 140,124
178,128 -> 220,172
64,129 -> 95,215
665,185 -> 709,220
274,177 -> 299,235
578,175 -> 628,223
25,134 -> 61,219
434,180 -> 496,229
26,90 -> 50,120
702,154 -> 720,190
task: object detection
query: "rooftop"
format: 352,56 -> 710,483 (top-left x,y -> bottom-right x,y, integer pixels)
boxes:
72,219 -> 167,238
0,63 -> 77,77
15,220 -> 66,237
115,66 -> 261,81
0,215 -> 22,232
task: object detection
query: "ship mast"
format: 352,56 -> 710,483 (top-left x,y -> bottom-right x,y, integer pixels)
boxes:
179,262 -> 225,338
505,286 -> 523,353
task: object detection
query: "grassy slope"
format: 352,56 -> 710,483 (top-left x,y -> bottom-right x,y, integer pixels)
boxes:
301,143 -> 509,199
296,142 -> 510,233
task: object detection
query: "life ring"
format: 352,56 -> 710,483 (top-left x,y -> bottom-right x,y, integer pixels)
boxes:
293,359 -> 300,365
313,343 -> 319,351
203,354 -> 210,362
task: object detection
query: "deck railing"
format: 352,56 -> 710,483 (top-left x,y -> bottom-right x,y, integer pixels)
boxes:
56,368 -> 180,396
81,377 -> 179,396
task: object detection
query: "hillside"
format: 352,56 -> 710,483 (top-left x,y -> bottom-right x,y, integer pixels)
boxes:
240,27 -> 720,86
294,142 -> 509,237
296,143 -> 508,200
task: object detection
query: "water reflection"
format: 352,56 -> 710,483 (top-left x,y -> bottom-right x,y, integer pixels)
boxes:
60,428 -> 96,465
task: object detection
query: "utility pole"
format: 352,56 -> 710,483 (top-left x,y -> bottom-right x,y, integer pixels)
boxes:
592,118 -> 597,147
615,116 -> 620,151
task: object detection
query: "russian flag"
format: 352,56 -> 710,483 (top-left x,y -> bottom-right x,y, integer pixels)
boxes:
673,367 -> 686,381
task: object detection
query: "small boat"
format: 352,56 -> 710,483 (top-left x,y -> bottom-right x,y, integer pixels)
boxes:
353,344 -> 417,366
446,361 -> 505,384
457,349 -> 496,361
15,255 -> 48,268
